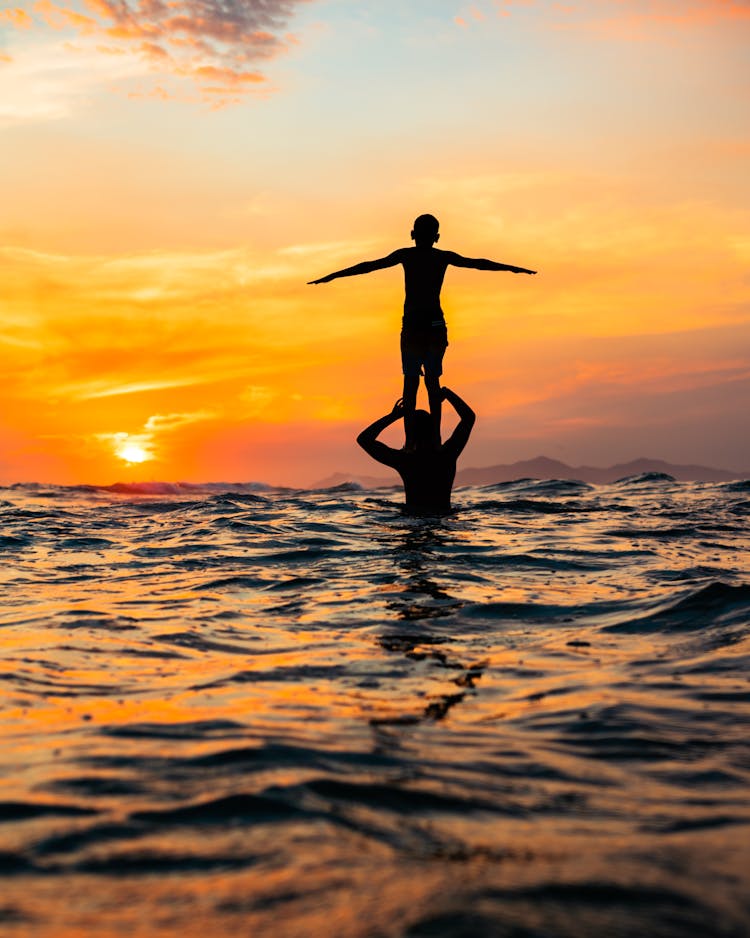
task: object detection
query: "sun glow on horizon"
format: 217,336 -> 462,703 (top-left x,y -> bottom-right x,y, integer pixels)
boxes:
115,440 -> 154,465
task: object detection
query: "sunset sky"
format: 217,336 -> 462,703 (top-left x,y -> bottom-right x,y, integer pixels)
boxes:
1,0 -> 749,486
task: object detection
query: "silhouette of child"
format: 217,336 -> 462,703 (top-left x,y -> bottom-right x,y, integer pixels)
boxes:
309,214 -> 535,446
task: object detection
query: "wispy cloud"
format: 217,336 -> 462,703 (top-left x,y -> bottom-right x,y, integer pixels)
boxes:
70,377 -> 216,401
0,39 -> 145,125
0,241 -> 330,417
1,8 -> 33,29
144,411 -> 215,432
477,0 -> 750,34
541,0 -> 750,37
0,244 -> 298,306
278,239 -> 377,258
96,410 -> 215,463
9,0 -> 313,105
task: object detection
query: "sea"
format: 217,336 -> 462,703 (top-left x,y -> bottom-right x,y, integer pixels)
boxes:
1,474 -> 749,938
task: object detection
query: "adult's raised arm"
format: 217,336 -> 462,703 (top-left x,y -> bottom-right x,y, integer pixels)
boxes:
441,387 -> 476,458
356,400 -> 405,468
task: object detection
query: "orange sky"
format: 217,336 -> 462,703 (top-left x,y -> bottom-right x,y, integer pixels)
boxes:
1,0 -> 749,484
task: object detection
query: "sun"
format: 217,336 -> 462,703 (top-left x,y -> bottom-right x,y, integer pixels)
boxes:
116,441 -> 153,464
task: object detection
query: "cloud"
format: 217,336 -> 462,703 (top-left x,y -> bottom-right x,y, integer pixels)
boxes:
0,8 -> 33,29
96,410 -> 215,463
0,244 -> 297,308
239,384 -> 276,416
543,0 -> 750,38
69,377 -> 217,400
483,0 -> 750,34
17,0 -> 312,104
454,3 -> 487,25
278,238 -> 377,258
0,241 -> 338,420
0,40 -> 145,125
144,411 -> 215,432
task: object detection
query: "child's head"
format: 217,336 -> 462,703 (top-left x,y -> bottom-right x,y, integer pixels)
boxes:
411,214 -> 440,247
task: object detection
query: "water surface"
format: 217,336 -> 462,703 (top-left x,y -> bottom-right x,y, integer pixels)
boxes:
1,476 -> 749,936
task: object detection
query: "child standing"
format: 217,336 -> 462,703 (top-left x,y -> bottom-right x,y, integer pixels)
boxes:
309,214 -> 535,445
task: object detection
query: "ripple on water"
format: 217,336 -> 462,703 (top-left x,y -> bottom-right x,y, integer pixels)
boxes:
603,581 -> 750,633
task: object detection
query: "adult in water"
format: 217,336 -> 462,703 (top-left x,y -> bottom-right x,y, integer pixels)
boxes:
357,387 -> 476,513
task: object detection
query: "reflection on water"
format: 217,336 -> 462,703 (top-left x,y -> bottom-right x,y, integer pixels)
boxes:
383,523 -> 465,623
0,476 -> 749,937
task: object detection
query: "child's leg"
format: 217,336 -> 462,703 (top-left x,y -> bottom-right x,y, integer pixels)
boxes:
423,329 -> 447,445
424,372 -> 442,445
402,374 -> 420,449
402,374 -> 419,413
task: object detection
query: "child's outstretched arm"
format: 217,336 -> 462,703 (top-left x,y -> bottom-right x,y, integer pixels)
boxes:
446,252 -> 536,275
308,250 -> 405,285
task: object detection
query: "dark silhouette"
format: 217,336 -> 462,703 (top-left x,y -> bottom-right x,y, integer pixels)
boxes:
357,386 -> 476,513
310,214 -> 534,445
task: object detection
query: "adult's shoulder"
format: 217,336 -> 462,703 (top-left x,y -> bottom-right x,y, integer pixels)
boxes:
438,438 -> 462,461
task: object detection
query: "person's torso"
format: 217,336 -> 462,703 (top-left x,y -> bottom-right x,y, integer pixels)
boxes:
396,449 -> 456,511
401,248 -> 449,327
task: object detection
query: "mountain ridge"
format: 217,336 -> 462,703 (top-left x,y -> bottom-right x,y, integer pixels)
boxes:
312,456 -> 748,489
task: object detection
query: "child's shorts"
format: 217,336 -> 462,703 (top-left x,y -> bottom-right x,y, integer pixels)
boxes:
400,323 -> 448,377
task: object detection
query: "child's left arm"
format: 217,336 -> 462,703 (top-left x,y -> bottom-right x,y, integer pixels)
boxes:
309,250 -> 405,285
446,252 -> 536,275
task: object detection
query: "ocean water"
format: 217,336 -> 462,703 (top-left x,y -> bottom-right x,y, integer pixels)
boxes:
1,475 -> 749,937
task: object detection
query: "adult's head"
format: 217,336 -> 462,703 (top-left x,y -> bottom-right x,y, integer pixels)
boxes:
409,409 -> 436,451
411,214 -> 440,247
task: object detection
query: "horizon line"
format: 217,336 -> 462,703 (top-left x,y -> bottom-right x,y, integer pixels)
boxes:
2,454 -> 748,492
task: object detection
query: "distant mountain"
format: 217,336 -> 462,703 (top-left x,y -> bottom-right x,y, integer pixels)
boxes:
457,456 -> 746,485
312,457 -> 747,490
312,471 -> 394,490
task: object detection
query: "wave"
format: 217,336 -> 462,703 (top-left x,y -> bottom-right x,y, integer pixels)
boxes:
614,471 -> 677,485
131,792 -> 306,825
603,581 -> 750,633
722,479 -> 750,491
0,801 -> 97,821
98,481 -> 273,496
471,498 -> 625,515
309,481 -> 365,494
0,534 -> 34,549
100,719 -> 247,740
2,480 -> 275,497
475,478 -> 594,495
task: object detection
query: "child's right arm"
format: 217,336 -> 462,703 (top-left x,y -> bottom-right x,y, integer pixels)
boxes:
446,252 -> 536,275
308,249 -> 406,284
